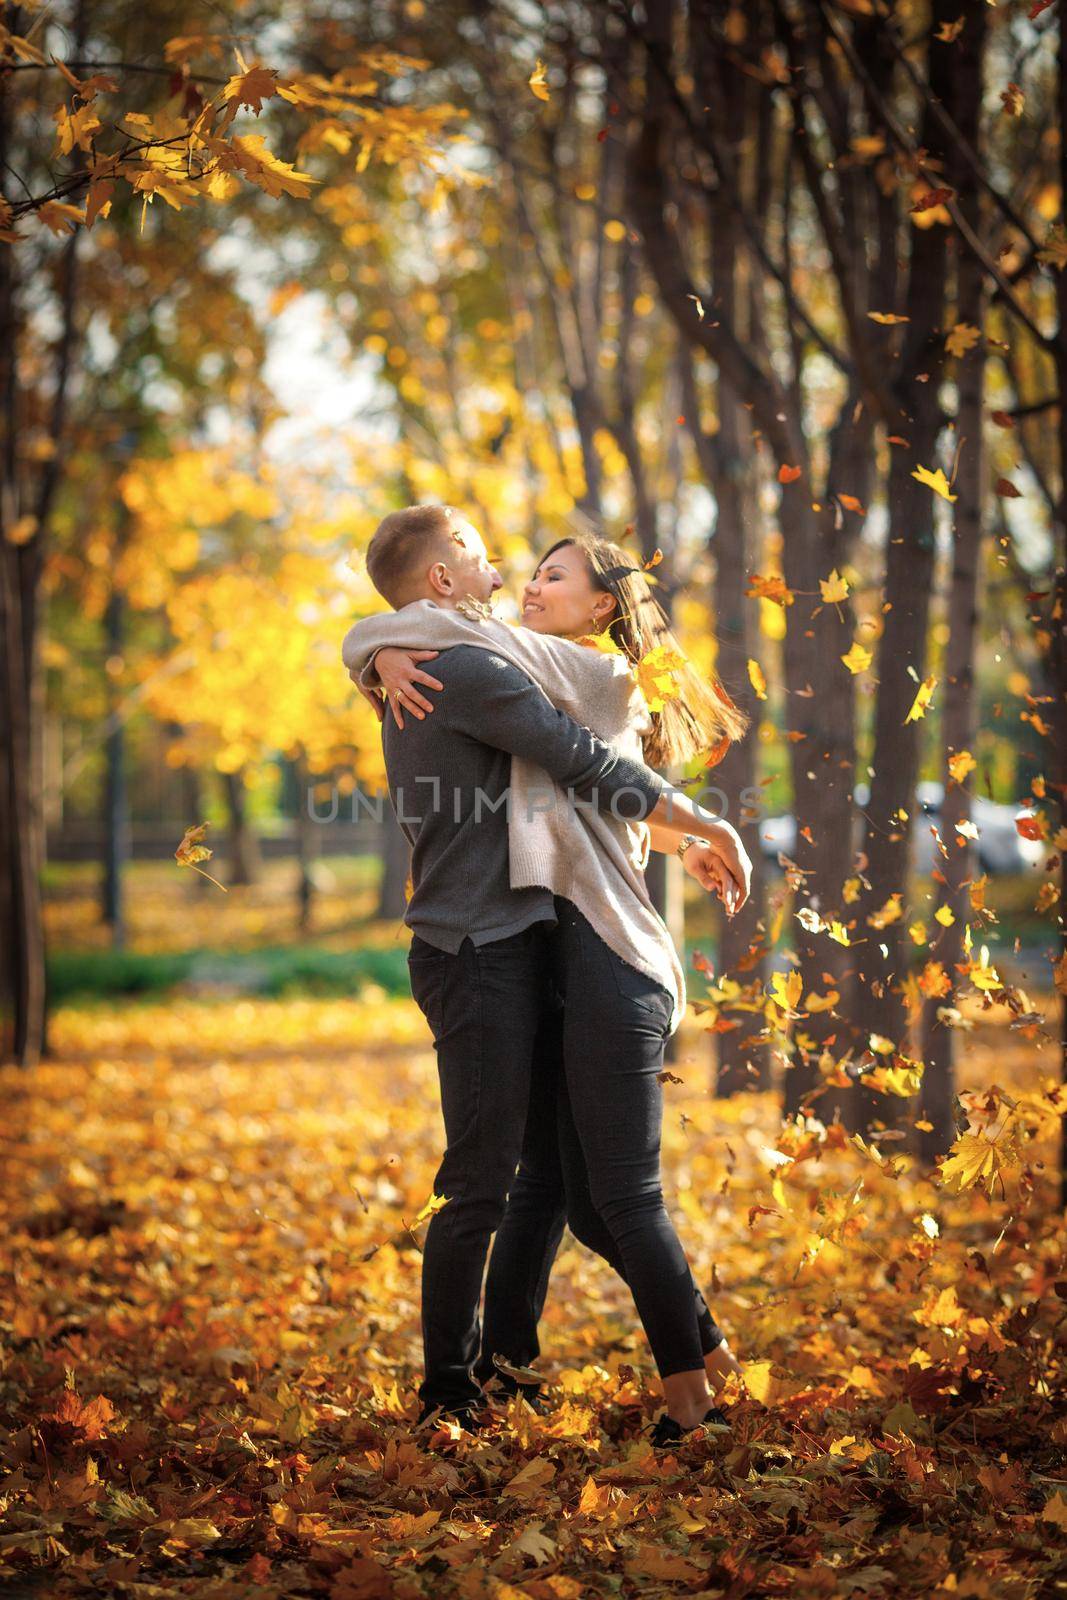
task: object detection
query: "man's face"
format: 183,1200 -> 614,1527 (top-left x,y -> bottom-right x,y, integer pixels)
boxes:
439,518 -> 504,604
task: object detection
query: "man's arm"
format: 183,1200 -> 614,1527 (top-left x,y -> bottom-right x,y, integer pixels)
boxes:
442,648 -> 753,908
442,648 -> 665,820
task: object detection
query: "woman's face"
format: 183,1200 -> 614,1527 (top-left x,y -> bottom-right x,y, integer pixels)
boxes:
521,544 -> 615,640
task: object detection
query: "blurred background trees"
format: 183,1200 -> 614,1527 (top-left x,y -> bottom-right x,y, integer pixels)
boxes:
2,0 -> 1062,1167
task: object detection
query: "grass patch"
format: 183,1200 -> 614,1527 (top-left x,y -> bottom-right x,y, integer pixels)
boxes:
46,943 -> 412,1003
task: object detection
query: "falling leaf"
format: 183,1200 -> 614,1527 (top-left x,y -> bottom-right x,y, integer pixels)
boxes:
769,968 -> 803,1014
635,643 -> 686,712
841,641 -> 873,675
529,59 -> 550,101
747,573 -> 794,607
905,674 -> 937,722
995,477 -> 1022,498
174,823 -> 228,891
867,311 -> 910,325
820,568 -> 850,604
1000,81 -> 1024,118
748,658 -> 768,700
945,322 -> 981,358
911,463 -> 957,502
948,749 -> 977,783
937,1132 -> 1007,1196
778,463 -> 802,483
911,187 -> 954,214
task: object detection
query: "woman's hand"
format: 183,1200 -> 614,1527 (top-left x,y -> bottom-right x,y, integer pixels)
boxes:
684,826 -> 752,916
351,647 -> 444,730
681,841 -> 740,915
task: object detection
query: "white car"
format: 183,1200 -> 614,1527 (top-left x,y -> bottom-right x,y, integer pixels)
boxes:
758,781 -> 1046,876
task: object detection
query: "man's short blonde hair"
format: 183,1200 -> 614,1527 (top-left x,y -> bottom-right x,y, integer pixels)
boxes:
365,504 -> 462,608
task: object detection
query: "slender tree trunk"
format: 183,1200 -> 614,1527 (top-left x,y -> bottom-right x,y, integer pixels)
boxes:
1055,17 -> 1067,1211
917,6 -> 989,1168
378,806 -> 412,920
848,0 -> 956,1135
101,583 -> 129,947
220,767 -> 262,888
292,753 -> 315,932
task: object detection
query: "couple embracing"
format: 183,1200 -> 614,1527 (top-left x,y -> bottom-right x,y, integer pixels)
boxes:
341,503 -> 754,1448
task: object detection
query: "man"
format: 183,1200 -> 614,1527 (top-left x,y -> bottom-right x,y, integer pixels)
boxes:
347,504 -> 742,1428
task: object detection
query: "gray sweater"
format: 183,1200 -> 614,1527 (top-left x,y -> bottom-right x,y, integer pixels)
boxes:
378,643 -> 666,951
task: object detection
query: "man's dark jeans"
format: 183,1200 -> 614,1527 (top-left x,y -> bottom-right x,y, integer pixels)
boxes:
407,921 -> 555,1413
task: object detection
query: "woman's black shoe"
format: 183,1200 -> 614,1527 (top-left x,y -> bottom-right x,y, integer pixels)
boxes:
648,1404 -> 731,1449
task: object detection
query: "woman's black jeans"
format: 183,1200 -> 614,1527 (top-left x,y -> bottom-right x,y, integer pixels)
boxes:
476,896 -> 724,1387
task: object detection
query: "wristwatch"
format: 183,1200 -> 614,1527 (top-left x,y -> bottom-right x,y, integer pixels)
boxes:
676,833 -> 701,863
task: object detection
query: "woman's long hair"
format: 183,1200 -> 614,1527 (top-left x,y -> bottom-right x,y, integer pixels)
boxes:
538,535 -> 750,769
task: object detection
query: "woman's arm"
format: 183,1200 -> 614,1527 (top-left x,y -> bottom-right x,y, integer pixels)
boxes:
647,820 -> 737,912
646,796 -> 752,915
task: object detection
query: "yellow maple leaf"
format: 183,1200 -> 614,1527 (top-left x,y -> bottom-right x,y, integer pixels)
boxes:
820,568 -> 850,604
911,463 -> 957,502
937,1132 -> 1005,1196
867,311 -> 910,324
868,894 -> 903,929
841,640 -> 873,675
748,658 -> 768,700
948,748 -> 977,783
53,102 -> 102,156
223,64 -> 278,113
945,322 -> 981,359
635,643 -> 685,713
769,968 -> 803,1014
934,904 -> 955,927
905,674 -> 937,722
529,59 -> 550,101
576,630 -> 624,656
228,134 -> 319,199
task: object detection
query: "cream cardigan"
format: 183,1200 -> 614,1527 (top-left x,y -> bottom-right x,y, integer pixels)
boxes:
341,598 -> 686,1035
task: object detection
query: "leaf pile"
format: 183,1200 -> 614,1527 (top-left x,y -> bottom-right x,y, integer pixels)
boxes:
1,991 -> 1064,1598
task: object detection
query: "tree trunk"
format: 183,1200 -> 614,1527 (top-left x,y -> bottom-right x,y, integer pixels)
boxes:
220,767 -> 262,888
292,753 -> 315,932
1055,17 -> 1067,1211
917,6 -> 989,1168
101,586 -> 129,947
848,0 -> 956,1136
378,806 -> 412,920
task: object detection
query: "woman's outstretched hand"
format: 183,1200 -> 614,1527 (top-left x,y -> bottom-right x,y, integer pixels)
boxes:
349,647 -> 444,730
682,832 -> 751,917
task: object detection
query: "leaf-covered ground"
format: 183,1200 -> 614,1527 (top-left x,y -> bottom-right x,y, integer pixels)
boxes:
1,988 -> 1064,1599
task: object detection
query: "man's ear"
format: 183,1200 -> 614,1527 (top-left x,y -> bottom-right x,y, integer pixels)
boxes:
427,561 -> 452,597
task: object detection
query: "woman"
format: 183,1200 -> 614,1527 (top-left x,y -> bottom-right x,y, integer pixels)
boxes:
348,535 -> 751,1444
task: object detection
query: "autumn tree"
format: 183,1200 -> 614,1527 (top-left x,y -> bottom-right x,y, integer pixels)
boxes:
0,0 -> 466,1065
